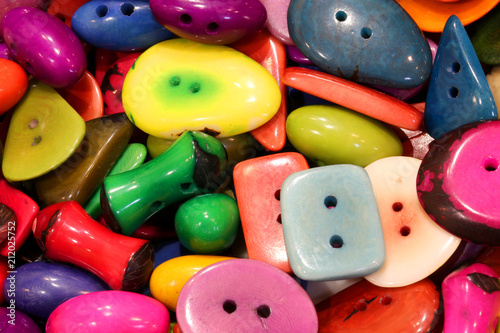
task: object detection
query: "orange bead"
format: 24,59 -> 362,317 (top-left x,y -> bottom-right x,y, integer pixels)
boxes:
0,58 -> 28,115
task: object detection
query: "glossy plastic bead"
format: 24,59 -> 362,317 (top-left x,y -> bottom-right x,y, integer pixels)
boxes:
101,131 -> 227,236
281,165 -> 385,281
84,143 -> 147,219
286,104 -> 402,167
2,82 -> 85,182
395,0 -> 500,32
365,156 -> 461,287
150,255 -> 234,312
146,133 -> 260,174
176,259 -> 318,332
34,113 -> 135,207
175,193 -> 240,254
72,0 -> 175,52
0,58 -> 28,115
150,0 -> 267,44
122,38 -> 281,139
233,153 -> 309,273
288,0 -> 432,88
442,263 -> 500,332
56,70 -> 104,121
231,30 -> 288,151
0,307 -> 41,333
0,180 -> 39,257
417,120 -> 500,245
425,15 -> 497,139
0,0 -> 50,25
260,0 -> 294,45
46,290 -> 170,333
316,278 -> 441,332
282,67 -> 424,131
33,201 -> 154,291
1,7 -> 87,88
2,261 -> 108,320
101,52 -> 141,115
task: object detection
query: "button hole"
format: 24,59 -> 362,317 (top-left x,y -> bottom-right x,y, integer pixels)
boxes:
120,3 -> 134,16
400,226 -> 411,237
484,157 -> 499,172
330,235 -> 343,248
223,300 -> 237,314
335,11 -> 347,22
324,195 -> 337,209
449,87 -> 459,98
256,304 -> 271,318
361,27 -> 372,39
392,202 -> 403,212
274,189 -> 280,200
95,5 -> 108,18
206,22 -> 220,34
180,14 -> 192,25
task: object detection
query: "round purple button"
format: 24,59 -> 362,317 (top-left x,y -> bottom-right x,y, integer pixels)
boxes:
177,259 -> 318,332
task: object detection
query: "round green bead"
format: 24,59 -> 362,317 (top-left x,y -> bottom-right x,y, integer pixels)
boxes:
175,193 -> 240,254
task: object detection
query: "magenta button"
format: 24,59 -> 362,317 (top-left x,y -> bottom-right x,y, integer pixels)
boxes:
1,7 -> 86,88
177,259 -> 318,332
46,290 -> 170,332
418,120 -> 500,245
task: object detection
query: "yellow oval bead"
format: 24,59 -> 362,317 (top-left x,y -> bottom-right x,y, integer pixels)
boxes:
149,255 -> 234,311
123,38 -> 281,138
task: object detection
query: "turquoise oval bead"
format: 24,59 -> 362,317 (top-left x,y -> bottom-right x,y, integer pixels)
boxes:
286,105 -> 402,167
175,193 -> 240,254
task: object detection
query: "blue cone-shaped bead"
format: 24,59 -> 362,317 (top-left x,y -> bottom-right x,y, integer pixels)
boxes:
287,0 -> 432,88
425,15 -> 497,139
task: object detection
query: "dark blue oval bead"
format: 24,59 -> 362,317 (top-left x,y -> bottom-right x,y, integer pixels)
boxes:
71,0 -> 176,52
425,15 -> 498,139
288,0 -> 432,88
2,261 -> 109,320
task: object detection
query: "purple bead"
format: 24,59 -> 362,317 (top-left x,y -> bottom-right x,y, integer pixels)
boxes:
286,45 -> 314,65
0,308 -> 42,333
150,0 -> 267,44
2,261 -> 109,320
0,42 -> 15,61
1,7 -> 87,88
0,0 -> 50,26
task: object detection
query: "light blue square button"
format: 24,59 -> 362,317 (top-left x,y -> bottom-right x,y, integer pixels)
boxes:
281,165 -> 385,281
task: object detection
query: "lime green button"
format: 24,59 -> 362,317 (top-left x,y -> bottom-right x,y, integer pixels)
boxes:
286,105 -> 402,167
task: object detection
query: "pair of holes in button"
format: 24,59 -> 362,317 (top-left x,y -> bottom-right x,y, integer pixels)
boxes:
355,295 -> 392,311
223,300 -> 271,318
334,12 -> 372,39
392,202 -> 411,236
168,76 -> 201,93
179,14 -> 220,34
447,62 -> 461,99
96,3 -> 134,17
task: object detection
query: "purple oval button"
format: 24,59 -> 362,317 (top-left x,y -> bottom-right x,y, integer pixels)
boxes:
1,7 -> 87,88
177,259 -> 318,332
150,0 -> 267,44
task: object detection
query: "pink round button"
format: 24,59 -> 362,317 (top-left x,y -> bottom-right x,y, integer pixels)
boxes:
176,259 -> 318,332
418,120 -> 500,245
